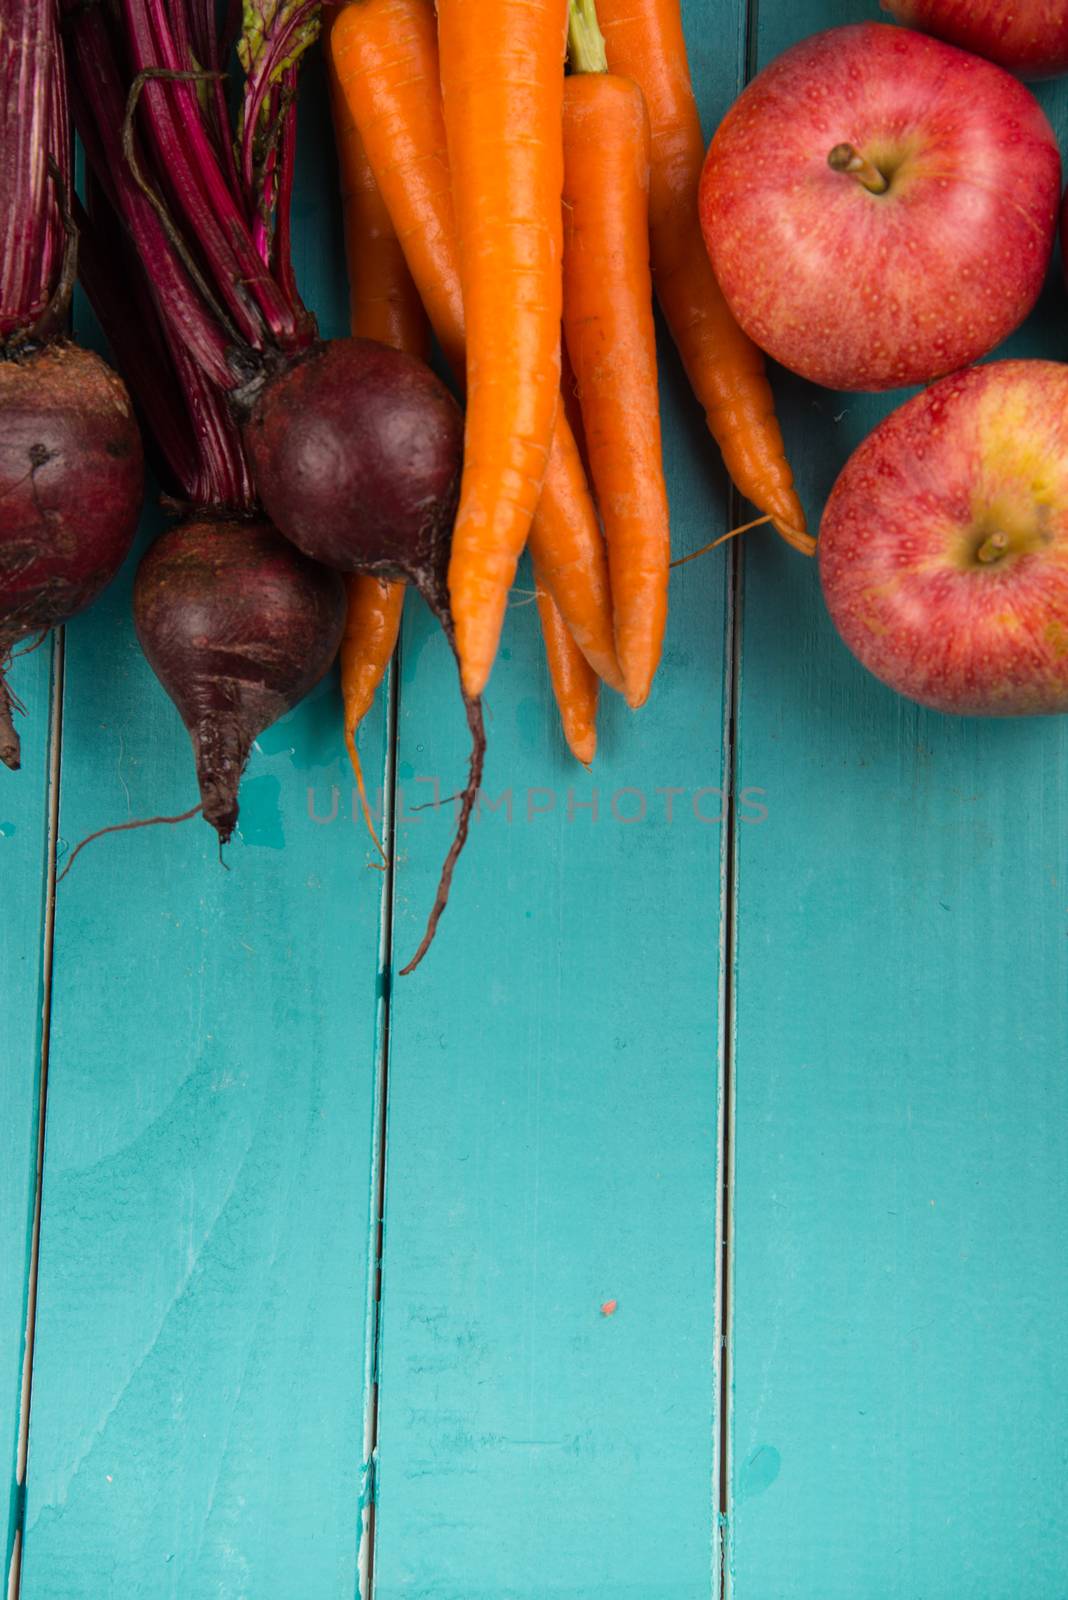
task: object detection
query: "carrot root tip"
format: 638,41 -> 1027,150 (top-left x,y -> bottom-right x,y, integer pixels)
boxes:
346,723 -> 388,865
776,524 -> 818,557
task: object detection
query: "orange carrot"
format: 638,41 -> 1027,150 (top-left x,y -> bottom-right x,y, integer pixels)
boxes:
437,0 -> 570,696
562,3 -> 668,707
328,23 -> 424,855
597,0 -> 812,554
535,569 -> 598,766
534,421 -> 622,693
558,344 -> 590,478
328,31 -> 430,359
340,574 -> 406,852
332,1 -> 465,372
331,0 -> 622,694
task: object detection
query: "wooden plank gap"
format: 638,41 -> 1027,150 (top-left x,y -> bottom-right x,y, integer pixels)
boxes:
7,628 -> 65,1600
717,5 -> 763,1590
358,639 -> 402,1600
716,532 -> 744,1600
5,1529 -> 18,1600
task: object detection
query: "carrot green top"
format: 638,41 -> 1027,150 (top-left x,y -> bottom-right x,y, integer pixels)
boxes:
568,0 -> 608,73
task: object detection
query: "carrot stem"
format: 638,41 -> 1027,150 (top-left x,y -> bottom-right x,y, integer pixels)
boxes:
568,0 -> 608,72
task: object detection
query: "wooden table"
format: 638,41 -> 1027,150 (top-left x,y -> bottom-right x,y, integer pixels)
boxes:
4,3 -> 1068,1595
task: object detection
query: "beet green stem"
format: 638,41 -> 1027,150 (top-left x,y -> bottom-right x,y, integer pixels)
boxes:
0,0 -> 69,343
66,5 -> 234,386
239,1 -> 320,197
122,0 -> 278,346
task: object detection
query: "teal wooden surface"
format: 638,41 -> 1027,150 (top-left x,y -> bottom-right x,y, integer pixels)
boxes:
367,11 -> 748,1593
728,8 -> 1068,1595
372,379 -> 730,1599
0,6 -> 1067,1598
17,75 -> 389,1598
1,642 -> 55,1585
20,560 -> 387,1600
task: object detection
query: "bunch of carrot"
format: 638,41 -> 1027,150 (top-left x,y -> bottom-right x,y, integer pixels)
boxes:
329,0 -> 809,777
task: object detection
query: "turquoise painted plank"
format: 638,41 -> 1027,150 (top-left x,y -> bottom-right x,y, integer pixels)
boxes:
19,69 -> 387,1598
729,7 -> 1068,1592
374,462 -> 726,1600
1,640 -> 55,1582
369,10 -> 747,1592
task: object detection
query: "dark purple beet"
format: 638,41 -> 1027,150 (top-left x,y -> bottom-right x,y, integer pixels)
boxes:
0,343 -> 143,768
241,338 -> 463,603
241,336 -> 483,975
134,519 -> 346,842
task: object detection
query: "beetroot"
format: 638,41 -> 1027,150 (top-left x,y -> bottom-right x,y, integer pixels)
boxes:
69,0 -> 485,970
0,1 -> 144,769
64,6 -> 349,871
134,521 -> 346,841
243,338 -> 485,974
0,345 -> 143,767
78,197 -> 342,849
242,339 -> 463,595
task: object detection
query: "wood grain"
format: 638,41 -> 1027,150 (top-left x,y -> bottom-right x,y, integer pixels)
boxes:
728,9 -> 1068,1594
1,641 -> 55,1586
372,469 -> 729,1600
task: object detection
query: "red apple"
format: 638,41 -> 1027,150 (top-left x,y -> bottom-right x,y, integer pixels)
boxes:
883,0 -> 1068,80
699,24 -> 1061,392
819,361 -> 1068,715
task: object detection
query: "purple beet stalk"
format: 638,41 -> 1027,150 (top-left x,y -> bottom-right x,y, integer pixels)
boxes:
0,0 -> 143,770
67,0 -> 485,970
77,164 -> 346,846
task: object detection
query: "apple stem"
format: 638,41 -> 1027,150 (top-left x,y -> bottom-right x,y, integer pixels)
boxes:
827,143 -> 889,195
976,530 -> 1010,564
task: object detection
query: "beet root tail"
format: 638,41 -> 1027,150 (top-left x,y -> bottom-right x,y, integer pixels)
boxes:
400,687 -> 486,977
190,715 -> 254,843
0,669 -> 21,771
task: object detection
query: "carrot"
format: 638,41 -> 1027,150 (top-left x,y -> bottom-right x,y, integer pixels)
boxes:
339,575 -> 405,853
332,1 -> 465,371
328,22 -> 424,856
331,0 -> 622,696
328,28 -> 430,359
562,2 -> 668,707
535,569 -> 598,766
559,344 -> 590,477
436,0 -> 570,696
530,409 -> 620,697
596,0 -> 812,555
